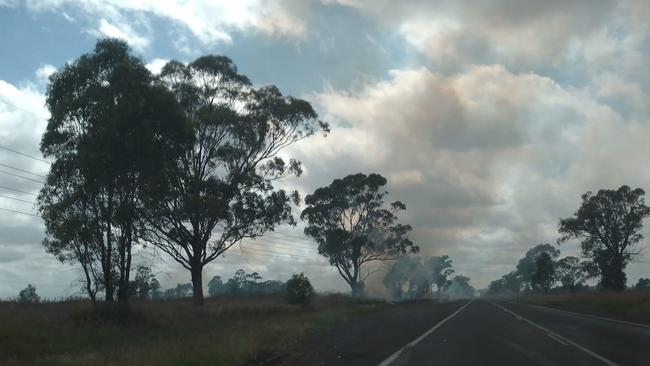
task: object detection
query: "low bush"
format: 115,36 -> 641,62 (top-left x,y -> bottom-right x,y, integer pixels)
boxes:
286,273 -> 315,305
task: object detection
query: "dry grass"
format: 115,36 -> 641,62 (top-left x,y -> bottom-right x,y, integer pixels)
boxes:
0,294 -> 388,366
522,290 -> 650,324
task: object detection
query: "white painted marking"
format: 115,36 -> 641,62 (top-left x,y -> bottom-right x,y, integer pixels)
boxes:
505,300 -> 650,330
489,301 -> 620,366
547,333 -> 569,346
377,300 -> 473,366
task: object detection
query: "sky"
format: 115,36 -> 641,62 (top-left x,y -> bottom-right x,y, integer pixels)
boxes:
1,0 -> 650,298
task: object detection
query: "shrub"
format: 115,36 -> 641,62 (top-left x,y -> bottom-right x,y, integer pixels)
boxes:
286,273 -> 314,305
18,284 -> 41,304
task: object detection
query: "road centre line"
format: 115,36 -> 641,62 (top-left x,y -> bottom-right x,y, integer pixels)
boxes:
377,300 -> 474,366
489,300 -> 619,366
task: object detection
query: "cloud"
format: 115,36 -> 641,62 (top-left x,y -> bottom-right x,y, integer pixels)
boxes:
330,0 -> 619,70
35,64 -> 56,83
93,18 -> 151,52
14,0 -> 313,52
283,63 -> 650,288
145,58 -> 169,75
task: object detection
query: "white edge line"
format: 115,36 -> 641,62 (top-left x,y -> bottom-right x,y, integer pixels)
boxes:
489,301 -> 620,366
504,300 -> 650,329
377,299 -> 474,366
547,333 -> 569,346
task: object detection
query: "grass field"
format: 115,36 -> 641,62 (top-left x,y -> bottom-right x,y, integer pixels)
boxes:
0,294 -> 389,366
522,290 -> 650,324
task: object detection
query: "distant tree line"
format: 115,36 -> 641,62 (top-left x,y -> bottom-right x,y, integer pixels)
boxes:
488,186 -> 650,295
382,255 -> 475,300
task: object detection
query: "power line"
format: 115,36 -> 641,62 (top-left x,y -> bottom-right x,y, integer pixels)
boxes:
0,207 -> 40,217
0,194 -> 34,204
0,162 -> 46,178
240,246 -> 324,262
0,185 -> 38,197
266,230 -> 309,241
250,236 -> 316,250
0,169 -> 45,184
242,241 -> 318,256
238,250 -> 330,266
0,96 -> 49,120
0,145 -> 52,165
245,242 -> 318,255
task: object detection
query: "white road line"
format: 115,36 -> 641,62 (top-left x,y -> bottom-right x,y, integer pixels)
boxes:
489,301 -> 620,366
547,333 -> 569,346
377,300 -> 473,366
505,300 -> 650,329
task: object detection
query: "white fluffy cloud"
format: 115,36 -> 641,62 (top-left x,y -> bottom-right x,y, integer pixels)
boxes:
12,0 -> 313,52
287,63 -> 650,288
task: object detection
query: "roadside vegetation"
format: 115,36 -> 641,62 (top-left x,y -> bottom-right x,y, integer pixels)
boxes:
0,294 -> 388,366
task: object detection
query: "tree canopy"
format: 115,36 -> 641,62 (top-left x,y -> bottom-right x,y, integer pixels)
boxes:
559,185 -> 650,290
142,55 -> 328,305
302,173 -> 418,296
38,38 -> 189,304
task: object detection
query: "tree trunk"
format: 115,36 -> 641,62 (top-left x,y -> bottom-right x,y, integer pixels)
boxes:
350,281 -> 364,298
609,254 -> 627,291
191,264 -> 204,305
104,223 -> 114,303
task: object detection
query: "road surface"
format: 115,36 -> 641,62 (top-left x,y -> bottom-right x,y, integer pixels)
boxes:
284,299 -> 650,365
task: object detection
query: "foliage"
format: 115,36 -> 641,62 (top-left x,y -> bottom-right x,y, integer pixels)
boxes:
128,265 -> 161,299
383,257 -> 421,300
143,55 -> 327,305
163,283 -> 193,299
516,243 -> 560,290
208,270 -> 286,297
555,256 -> 589,292
531,252 -> 556,293
286,273 -> 315,305
635,278 -> 650,290
426,255 -> 454,294
38,38 -> 189,304
18,284 -> 41,304
302,173 -> 418,297
488,271 -> 524,295
383,255 -> 455,300
559,185 -> 650,290
445,276 -> 475,299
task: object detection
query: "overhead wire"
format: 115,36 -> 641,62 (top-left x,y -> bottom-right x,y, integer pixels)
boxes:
0,184 -> 38,197
0,194 -> 35,204
0,144 -> 51,165
0,169 -> 45,184
0,207 -> 40,217
0,162 -> 46,177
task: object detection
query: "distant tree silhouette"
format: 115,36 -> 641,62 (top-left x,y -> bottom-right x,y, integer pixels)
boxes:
38,39 -> 189,305
302,173 -> 418,297
143,56 -> 328,305
516,244 -> 560,291
383,257 -> 420,300
635,278 -> 650,290
559,186 -> 650,290
531,252 -> 555,293
18,284 -> 40,304
445,275 -> 475,299
555,256 -> 589,292
426,255 -> 454,295
128,265 -> 160,299
286,273 -> 314,305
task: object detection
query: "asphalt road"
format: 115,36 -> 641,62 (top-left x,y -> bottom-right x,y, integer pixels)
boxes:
285,299 -> 650,366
